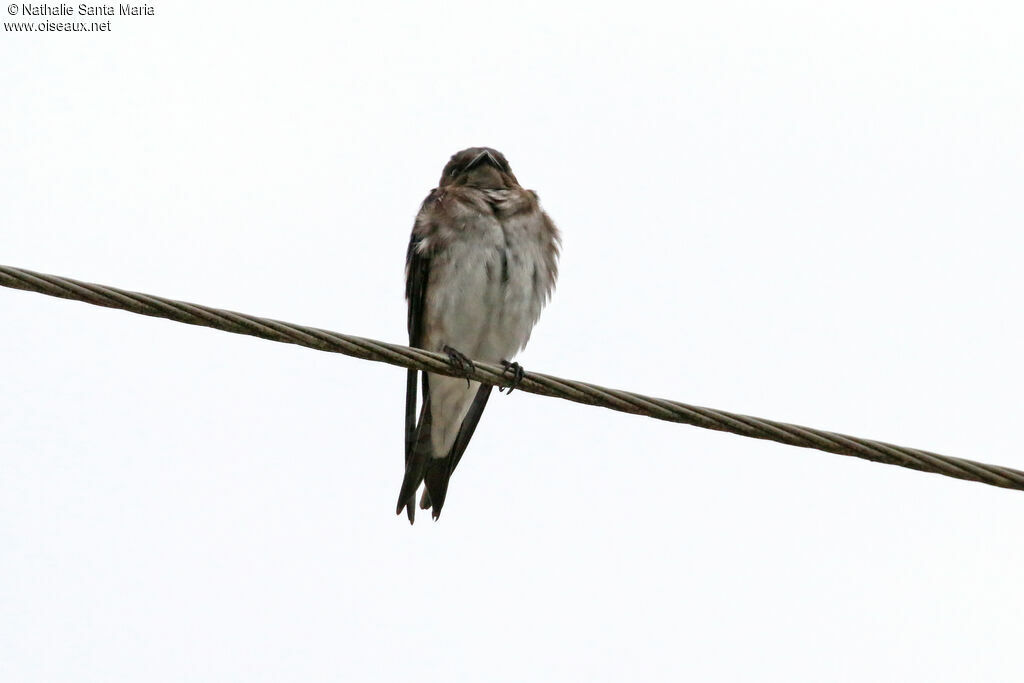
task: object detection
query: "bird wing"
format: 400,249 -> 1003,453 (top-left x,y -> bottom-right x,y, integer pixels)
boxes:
404,232 -> 429,457
399,230 -> 431,522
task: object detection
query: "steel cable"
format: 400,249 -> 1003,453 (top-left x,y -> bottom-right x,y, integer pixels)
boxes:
2,264 -> 1021,492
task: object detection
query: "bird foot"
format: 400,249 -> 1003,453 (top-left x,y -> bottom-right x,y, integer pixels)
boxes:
443,345 -> 475,387
499,360 -> 525,394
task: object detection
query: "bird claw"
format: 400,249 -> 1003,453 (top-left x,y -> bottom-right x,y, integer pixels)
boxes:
499,360 -> 525,394
443,345 -> 475,387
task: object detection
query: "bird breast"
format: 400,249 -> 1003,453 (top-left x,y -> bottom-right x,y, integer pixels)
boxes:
422,197 -> 551,363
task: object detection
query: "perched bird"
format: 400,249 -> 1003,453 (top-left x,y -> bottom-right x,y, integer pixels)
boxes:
398,147 -> 560,522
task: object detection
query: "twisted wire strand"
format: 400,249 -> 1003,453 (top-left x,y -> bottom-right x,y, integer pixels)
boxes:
2,264 -> 1022,492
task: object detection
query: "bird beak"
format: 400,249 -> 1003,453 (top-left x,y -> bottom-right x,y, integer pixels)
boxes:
464,150 -> 499,172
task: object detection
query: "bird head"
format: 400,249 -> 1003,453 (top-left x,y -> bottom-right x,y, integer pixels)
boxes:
439,147 -> 518,189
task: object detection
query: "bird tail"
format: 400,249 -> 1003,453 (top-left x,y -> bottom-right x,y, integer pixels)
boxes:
420,384 -> 493,520
422,457 -> 454,521
397,399 -> 432,523
396,420 -> 454,522
397,383 -> 494,523
396,464 -> 426,523
396,402 -> 455,522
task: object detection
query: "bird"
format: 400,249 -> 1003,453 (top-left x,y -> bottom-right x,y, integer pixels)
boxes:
398,147 -> 561,523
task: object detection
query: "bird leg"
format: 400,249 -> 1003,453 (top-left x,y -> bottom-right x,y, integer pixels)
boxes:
499,360 -> 525,394
443,345 -> 475,387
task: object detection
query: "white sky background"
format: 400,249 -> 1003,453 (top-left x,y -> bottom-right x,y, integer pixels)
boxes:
2,1 -> 1023,680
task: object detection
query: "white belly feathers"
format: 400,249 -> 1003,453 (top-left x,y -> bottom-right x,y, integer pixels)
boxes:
420,202 -> 550,458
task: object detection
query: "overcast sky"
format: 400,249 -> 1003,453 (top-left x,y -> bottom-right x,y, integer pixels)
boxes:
3,2 -> 1023,681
